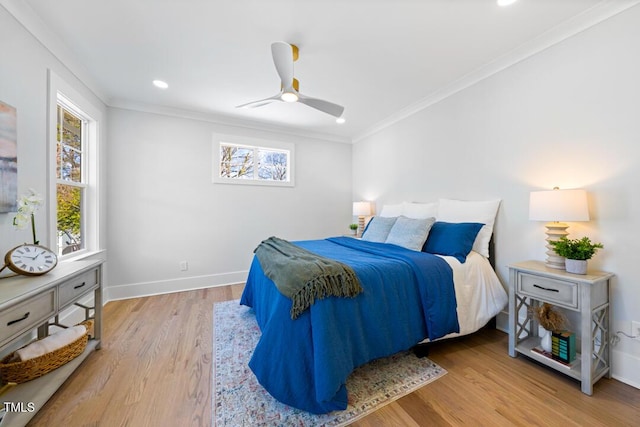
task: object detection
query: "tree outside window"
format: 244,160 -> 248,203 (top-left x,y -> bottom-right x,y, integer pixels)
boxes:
56,105 -> 85,255
219,143 -> 290,183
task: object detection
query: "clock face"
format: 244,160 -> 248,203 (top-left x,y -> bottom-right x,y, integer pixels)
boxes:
5,244 -> 58,276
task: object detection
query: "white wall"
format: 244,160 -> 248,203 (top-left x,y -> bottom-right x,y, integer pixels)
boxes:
106,107 -> 352,300
0,6 -> 107,266
353,6 -> 640,388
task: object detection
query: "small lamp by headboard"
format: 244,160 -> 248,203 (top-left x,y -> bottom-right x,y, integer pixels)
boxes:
352,201 -> 372,238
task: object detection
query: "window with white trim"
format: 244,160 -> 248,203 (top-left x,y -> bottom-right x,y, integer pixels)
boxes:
56,100 -> 89,256
49,70 -> 100,259
213,136 -> 294,187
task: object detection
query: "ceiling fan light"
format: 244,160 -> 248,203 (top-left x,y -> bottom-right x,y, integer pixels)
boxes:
152,79 -> 168,89
281,92 -> 298,102
336,117 -> 346,124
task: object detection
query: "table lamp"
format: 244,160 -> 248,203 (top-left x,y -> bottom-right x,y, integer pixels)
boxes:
529,188 -> 589,269
352,201 -> 372,238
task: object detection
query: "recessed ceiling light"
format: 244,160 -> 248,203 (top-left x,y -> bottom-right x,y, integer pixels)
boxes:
497,0 -> 517,6
153,80 -> 168,89
336,117 -> 346,124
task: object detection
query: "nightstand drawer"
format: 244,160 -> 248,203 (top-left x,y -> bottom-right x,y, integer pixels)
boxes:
0,290 -> 56,347
518,273 -> 578,309
58,268 -> 99,308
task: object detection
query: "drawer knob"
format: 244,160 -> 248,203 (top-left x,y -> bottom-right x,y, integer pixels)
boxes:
533,284 -> 559,293
7,312 -> 30,326
74,282 -> 86,290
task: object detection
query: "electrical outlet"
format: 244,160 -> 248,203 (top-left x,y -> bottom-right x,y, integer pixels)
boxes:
632,321 -> 640,341
179,261 -> 188,271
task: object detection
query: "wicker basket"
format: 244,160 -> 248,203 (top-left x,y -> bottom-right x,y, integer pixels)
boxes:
0,320 -> 93,384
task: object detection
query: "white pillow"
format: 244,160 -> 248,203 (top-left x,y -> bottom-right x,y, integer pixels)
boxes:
385,216 -> 435,251
437,198 -> 501,258
403,201 -> 438,219
379,203 -> 403,217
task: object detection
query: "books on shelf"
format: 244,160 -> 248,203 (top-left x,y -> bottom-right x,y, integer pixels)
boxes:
531,346 -> 580,370
552,330 -> 576,363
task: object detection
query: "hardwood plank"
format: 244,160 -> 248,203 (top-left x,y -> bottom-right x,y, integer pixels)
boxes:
26,284 -> 639,426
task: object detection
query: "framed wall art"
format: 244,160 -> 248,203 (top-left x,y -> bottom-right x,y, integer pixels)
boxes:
0,100 -> 18,213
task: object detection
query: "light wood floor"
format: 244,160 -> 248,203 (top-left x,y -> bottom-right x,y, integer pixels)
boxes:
28,285 -> 639,426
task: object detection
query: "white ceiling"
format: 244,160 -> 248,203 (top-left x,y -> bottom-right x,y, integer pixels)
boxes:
7,0 -> 636,142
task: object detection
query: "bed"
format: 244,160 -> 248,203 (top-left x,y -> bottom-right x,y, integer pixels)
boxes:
239,200 -> 508,414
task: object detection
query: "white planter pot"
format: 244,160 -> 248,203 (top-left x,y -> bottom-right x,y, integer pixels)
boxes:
565,258 -> 587,275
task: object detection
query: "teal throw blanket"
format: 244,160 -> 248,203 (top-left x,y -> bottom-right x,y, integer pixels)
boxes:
254,236 -> 362,319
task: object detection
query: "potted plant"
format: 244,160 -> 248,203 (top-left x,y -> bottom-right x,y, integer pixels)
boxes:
349,223 -> 359,235
549,236 -> 604,274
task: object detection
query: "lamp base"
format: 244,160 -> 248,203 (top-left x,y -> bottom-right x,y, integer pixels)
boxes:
544,222 -> 569,269
357,216 -> 366,238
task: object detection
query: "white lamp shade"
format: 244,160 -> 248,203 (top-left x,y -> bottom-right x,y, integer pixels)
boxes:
529,189 -> 589,222
352,201 -> 372,216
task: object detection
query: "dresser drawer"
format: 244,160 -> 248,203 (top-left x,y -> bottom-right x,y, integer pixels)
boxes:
518,273 -> 578,309
58,268 -> 99,308
0,289 -> 56,347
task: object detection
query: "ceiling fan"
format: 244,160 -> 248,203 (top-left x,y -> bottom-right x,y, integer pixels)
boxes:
237,42 -> 345,119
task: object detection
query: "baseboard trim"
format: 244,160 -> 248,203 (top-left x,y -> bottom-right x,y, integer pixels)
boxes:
104,271 -> 247,303
612,349 -> 640,390
495,310 -> 509,333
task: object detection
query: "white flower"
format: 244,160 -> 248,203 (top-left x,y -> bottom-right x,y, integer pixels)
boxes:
13,189 -> 43,244
13,211 -> 32,230
16,188 -> 43,214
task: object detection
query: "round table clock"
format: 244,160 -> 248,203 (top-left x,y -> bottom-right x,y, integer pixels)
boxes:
2,244 -> 58,276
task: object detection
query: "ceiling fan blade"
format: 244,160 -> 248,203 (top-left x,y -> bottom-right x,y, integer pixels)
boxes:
297,93 -> 345,118
236,93 -> 282,109
271,41 -> 294,87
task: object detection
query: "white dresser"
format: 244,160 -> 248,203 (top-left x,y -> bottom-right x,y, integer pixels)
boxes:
0,260 -> 103,427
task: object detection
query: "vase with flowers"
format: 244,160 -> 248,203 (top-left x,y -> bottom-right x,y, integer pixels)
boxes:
13,188 -> 43,244
534,303 -> 567,352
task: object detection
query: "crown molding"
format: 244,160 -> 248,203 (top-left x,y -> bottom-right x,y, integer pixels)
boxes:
353,0 -> 640,143
1,0 -> 109,105
5,0 -> 639,145
2,0 -> 350,144
109,99 -> 352,144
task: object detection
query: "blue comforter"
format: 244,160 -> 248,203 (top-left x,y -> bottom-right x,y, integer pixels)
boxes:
240,237 -> 458,414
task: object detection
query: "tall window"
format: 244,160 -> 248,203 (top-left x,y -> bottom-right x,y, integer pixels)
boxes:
213,135 -> 294,187
48,70 -> 100,259
56,102 -> 87,256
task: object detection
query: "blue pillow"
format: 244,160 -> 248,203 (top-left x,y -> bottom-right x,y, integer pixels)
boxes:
385,216 -> 435,251
361,216 -> 397,242
423,222 -> 484,263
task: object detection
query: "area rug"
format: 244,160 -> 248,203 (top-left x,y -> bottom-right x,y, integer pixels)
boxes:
213,300 -> 447,427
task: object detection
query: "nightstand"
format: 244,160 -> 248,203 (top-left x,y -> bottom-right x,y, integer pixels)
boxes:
508,261 -> 614,395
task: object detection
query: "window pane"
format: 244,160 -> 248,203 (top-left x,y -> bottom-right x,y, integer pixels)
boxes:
258,150 -> 288,181
56,184 -> 83,256
59,145 -> 82,182
61,107 -> 82,150
215,139 -> 293,186
220,145 -> 253,179
57,106 -> 83,182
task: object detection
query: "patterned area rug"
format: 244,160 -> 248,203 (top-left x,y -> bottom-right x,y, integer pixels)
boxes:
213,300 -> 447,427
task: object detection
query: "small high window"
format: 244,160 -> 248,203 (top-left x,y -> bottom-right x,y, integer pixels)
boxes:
213,136 -> 294,187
